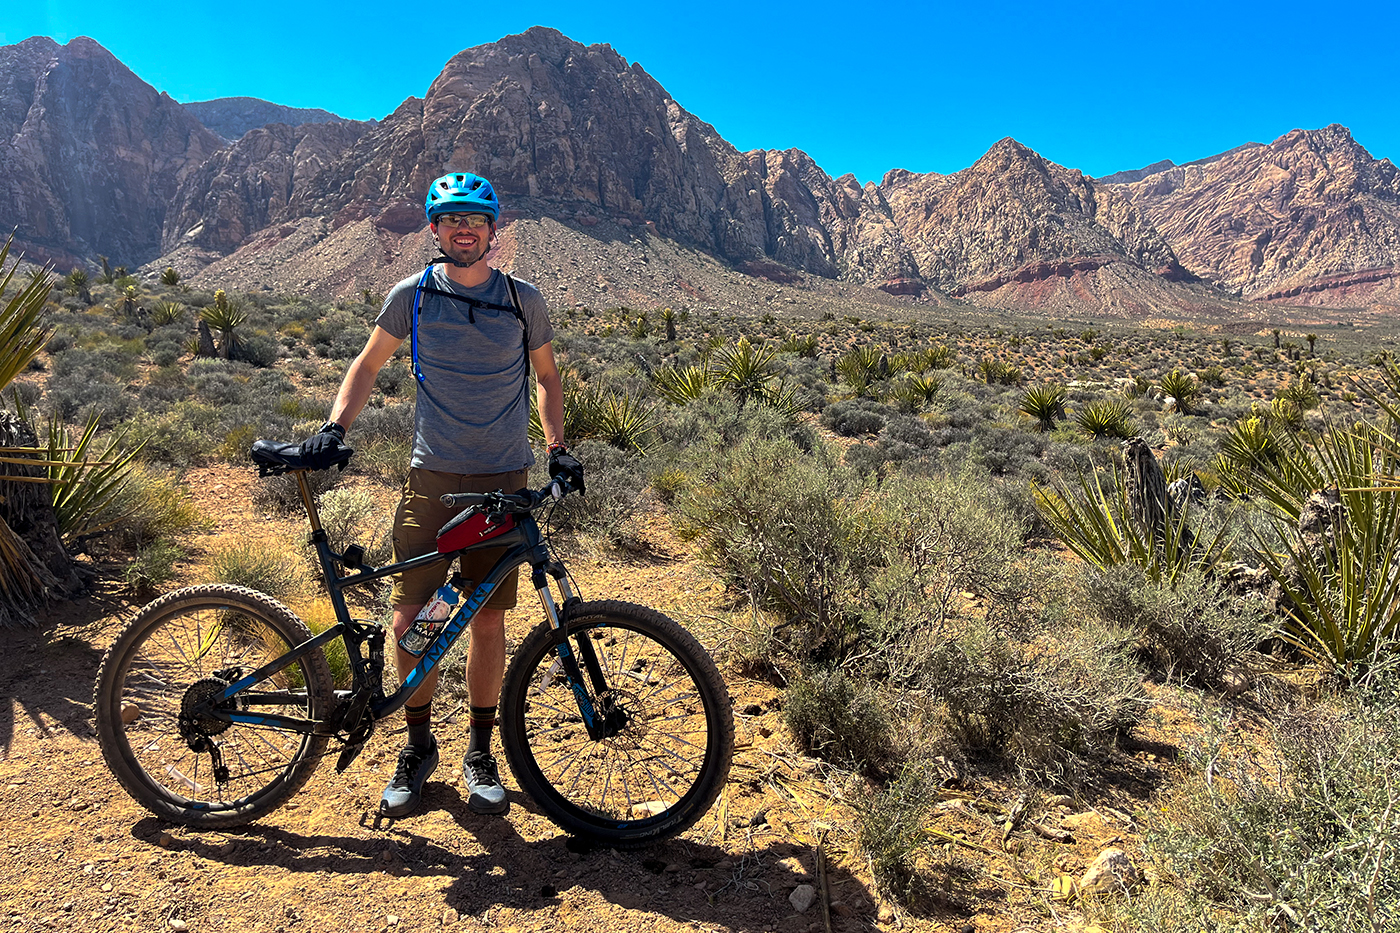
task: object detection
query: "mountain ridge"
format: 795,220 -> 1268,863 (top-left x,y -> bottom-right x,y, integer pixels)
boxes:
3,30 -> 1397,318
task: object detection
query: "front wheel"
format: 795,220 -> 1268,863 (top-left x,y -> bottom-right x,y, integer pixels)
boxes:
94,584 -> 333,828
501,600 -> 733,847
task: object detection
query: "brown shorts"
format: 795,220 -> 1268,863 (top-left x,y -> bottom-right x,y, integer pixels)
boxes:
389,467 -> 530,609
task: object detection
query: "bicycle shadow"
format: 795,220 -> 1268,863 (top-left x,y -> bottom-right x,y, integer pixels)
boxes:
128,781 -> 888,931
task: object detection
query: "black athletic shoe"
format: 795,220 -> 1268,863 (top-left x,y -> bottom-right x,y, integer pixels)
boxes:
462,749 -> 509,815
380,741 -> 439,817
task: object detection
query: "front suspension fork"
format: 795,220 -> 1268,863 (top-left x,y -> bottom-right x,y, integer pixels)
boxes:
533,563 -> 616,739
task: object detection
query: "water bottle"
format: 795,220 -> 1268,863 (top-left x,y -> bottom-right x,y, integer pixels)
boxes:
398,578 -> 461,656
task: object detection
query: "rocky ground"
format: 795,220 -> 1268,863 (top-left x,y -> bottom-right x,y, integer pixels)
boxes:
0,466 -> 1175,933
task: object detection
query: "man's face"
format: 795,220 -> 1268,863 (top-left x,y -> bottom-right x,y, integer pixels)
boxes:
432,212 -> 493,266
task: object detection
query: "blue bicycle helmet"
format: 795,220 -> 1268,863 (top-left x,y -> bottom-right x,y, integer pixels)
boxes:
425,172 -> 499,222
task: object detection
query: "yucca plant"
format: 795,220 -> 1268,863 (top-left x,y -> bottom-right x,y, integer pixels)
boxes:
660,306 -> 678,341
1075,400 -> 1135,439
1277,373 -> 1321,412
1157,370 -> 1200,415
593,390 -> 656,452
45,408 -> 145,543
1018,384 -> 1066,432
779,334 -> 818,358
977,357 -> 1021,386
924,344 -> 956,370
200,290 -> 245,359
150,301 -> 185,326
0,236 -> 61,625
628,312 -> 650,339
650,364 -> 714,405
713,336 -> 778,405
762,379 -> 804,423
529,369 -> 603,445
1034,460 -> 1229,584
892,373 -> 943,412
837,346 -> 885,396
159,266 -> 181,287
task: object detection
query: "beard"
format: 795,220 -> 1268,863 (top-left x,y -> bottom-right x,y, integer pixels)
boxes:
436,229 -> 492,267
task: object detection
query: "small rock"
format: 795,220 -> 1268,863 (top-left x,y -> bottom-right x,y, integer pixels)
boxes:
121,703 -> 140,725
788,884 -> 817,913
168,921 -> 187,932
441,908 -> 458,924
155,832 -> 174,848
877,905 -> 895,923
630,800 -> 668,819
386,916 -> 399,927
664,862 -> 682,873
1079,847 -> 1141,896
934,798 -> 967,813
68,800 -> 88,811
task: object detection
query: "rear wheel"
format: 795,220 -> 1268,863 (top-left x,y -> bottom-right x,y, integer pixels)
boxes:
94,584 -> 333,828
500,600 -> 733,846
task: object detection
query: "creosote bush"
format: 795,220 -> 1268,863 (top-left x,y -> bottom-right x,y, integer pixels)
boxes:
782,668 -> 893,772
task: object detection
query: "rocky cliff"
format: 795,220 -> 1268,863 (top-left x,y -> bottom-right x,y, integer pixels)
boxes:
0,36 -> 223,267
1110,126 -> 1400,302
183,97 -> 353,143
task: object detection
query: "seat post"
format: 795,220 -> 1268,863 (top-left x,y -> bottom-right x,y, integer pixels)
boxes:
293,470 -> 324,534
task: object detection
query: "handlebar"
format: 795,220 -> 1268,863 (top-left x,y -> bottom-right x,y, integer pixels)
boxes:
440,475 -> 576,512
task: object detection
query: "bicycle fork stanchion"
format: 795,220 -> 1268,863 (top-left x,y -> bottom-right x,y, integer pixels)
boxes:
533,563 -> 619,740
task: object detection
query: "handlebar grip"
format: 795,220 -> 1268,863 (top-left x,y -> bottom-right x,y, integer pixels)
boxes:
440,492 -> 490,508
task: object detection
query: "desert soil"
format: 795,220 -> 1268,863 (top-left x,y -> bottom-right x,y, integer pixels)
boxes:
0,466 -> 1165,933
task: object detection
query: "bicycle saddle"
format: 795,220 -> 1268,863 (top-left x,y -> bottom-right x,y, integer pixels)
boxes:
250,439 -> 354,475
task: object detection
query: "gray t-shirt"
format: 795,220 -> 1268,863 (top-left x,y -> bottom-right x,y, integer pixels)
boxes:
376,266 -> 554,474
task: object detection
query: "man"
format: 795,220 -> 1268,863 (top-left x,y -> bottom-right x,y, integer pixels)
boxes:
300,172 -> 573,818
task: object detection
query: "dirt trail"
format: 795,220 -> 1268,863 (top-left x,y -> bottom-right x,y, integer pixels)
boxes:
0,478 -> 1153,933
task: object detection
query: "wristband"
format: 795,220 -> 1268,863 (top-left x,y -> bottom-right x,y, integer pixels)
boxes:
547,442 -> 567,454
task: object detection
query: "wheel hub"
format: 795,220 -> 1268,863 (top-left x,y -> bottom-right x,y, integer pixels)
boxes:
597,688 -> 644,746
179,676 -> 235,738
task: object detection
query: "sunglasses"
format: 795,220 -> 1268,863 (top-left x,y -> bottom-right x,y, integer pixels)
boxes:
434,213 -> 492,229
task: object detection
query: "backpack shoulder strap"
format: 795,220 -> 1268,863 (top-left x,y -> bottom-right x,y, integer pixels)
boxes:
503,273 -> 528,350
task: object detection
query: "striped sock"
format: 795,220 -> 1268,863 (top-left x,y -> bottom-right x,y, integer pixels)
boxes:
406,702 -> 433,748
468,705 -> 497,755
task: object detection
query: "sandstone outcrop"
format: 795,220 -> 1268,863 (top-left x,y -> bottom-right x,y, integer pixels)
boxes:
183,97 -> 353,143
1111,125 -> 1400,302
0,36 -> 223,267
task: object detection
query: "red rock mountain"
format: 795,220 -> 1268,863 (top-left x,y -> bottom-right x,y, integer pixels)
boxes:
0,36 -> 223,268
1109,125 -> 1400,305
2,29 -> 1395,317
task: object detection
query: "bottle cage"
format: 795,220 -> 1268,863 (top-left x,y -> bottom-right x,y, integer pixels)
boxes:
410,260 -> 528,385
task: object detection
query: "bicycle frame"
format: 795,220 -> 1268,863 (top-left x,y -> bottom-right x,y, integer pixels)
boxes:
209,469 -> 601,740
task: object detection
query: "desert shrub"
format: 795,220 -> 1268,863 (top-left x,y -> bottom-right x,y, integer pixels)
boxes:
925,615 -> 1148,781
251,467 -> 341,514
679,435 -> 877,663
127,403 -> 216,467
122,540 -> 184,597
1120,683 -> 1400,932
856,764 -> 941,903
206,538 -> 308,599
315,487 -> 393,567
293,599 -> 353,688
783,668 -> 894,771
104,464 -> 207,548
657,391 -> 813,452
823,398 -> 893,436
1082,565 -> 1272,689
528,439 -> 652,548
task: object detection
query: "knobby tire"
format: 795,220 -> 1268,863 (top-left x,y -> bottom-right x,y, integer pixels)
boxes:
94,584 -> 333,828
500,600 -> 733,847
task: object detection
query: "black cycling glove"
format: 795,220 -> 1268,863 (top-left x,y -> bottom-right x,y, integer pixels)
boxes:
548,445 -> 585,494
300,421 -> 351,470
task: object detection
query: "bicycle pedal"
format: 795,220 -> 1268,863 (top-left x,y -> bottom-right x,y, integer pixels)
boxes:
336,740 -> 368,773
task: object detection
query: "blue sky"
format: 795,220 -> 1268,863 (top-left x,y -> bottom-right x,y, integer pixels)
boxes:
5,1 -> 1397,184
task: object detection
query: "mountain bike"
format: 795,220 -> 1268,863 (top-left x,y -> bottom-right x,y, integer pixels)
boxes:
94,440 -> 733,847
